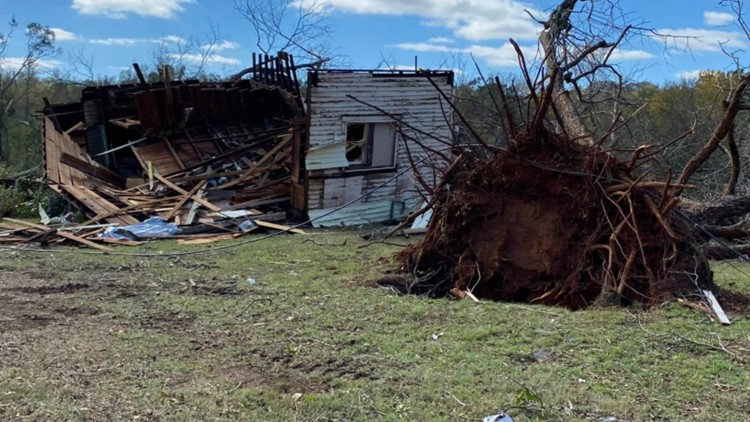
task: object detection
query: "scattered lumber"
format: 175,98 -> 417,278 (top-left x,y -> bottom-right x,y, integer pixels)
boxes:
0,211 -> 304,250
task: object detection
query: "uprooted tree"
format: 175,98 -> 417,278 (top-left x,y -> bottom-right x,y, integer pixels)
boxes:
393,0 -> 750,310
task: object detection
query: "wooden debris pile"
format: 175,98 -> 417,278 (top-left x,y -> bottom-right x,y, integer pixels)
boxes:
3,53 -> 309,249
0,215 -> 304,250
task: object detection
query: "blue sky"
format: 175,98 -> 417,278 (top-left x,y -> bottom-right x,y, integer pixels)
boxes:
0,0 -> 747,84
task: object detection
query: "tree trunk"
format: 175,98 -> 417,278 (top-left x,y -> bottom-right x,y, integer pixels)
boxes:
539,30 -> 594,146
702,242 -> 750,260
680,195 -> 750,225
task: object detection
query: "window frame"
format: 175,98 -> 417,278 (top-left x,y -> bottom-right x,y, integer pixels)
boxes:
341,116 -> 398,173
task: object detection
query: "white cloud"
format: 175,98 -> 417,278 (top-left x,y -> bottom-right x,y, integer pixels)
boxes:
50,27 -> 81,41
606,49 -> 654,61
89,35 -> 185,46
0,57 -> 62,71
428,37 -> 454,44
704,11 -> 734,26
394,40 -> 652,68
467,43 -> 533,67
393,41 -> 533,67
675,69 -> 703,80
310,0 -> 541,41
203,40 -> 240,52
654,28 -> 747,52
392,42 -> 457,53
89,37 -> 142,46
161,35 -> 187,45
72,0 -> 195,19
170,53 -> 241,66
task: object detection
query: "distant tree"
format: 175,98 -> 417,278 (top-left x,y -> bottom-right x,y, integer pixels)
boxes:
234,0 -> 333,65
0,18 -> 57,166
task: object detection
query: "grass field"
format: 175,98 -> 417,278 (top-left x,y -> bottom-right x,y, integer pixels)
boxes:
1,230 -> 749,421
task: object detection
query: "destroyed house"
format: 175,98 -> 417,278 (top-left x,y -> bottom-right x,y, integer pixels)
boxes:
41,58 -> 454,231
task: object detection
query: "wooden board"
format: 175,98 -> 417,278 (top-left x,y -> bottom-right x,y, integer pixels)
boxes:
59,185 -> 139,226
255,220 -> 305,234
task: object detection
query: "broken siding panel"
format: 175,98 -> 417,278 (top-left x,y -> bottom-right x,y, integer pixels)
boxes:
305,143 -> 349,170
361,173 -> 398,202
307,179 -> 325,210
322,176 -> 363,208
309,200 -> 394,227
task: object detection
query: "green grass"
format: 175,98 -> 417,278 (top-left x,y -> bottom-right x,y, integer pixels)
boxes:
0,230 -> 749,421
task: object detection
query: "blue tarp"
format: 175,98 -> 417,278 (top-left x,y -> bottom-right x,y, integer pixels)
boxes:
99,217 -> 182,241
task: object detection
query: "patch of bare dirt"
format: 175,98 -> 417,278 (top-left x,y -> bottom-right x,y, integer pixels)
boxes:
223,365 -> 329,394
5,282 -> 91,295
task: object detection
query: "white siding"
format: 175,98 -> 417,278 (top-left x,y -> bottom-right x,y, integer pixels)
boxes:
306,71 -> 453,225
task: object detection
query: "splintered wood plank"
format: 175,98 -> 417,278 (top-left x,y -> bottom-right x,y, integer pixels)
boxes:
57,231 -> 114,252
185,184 -> 206,225
59,153 -> 126,188
217,133 -> 293,189
163,180 -> 207,221
1,218 -> 50,231
177,234 -> 236,245
64,121 -> 85,135
100,238 -> 144,247
59,185 -> 139,226
255,220 -> 305,234
153,173 -> 222,212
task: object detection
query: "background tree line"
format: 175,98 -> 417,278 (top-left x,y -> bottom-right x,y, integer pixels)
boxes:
455,69 -> 748,200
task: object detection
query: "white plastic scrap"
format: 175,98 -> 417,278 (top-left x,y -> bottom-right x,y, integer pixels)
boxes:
483,413 -> 514,422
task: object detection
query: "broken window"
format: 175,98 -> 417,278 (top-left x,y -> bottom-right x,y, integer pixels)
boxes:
345,122 -> 396,169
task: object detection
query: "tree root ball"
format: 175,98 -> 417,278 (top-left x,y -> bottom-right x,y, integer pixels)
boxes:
399,129 -> 714,310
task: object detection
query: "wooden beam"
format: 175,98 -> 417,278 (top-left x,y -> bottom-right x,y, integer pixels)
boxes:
57,230 -> 114,252
2,218 -> 51,231
217,134 -> 293,189
255,220 -> 304,234
64,121 -> 85,135
185,184 -> 207,225
163,180 -> 207,221
59,153 -> 126,188
80,196 -> 174,226
153,172 -> 222,212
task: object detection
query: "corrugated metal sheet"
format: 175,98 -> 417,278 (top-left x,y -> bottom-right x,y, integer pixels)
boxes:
306,142 -> 349,170
309,200 -> 394,227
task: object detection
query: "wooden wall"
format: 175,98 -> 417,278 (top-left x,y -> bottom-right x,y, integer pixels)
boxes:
305,71 -> 454,226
